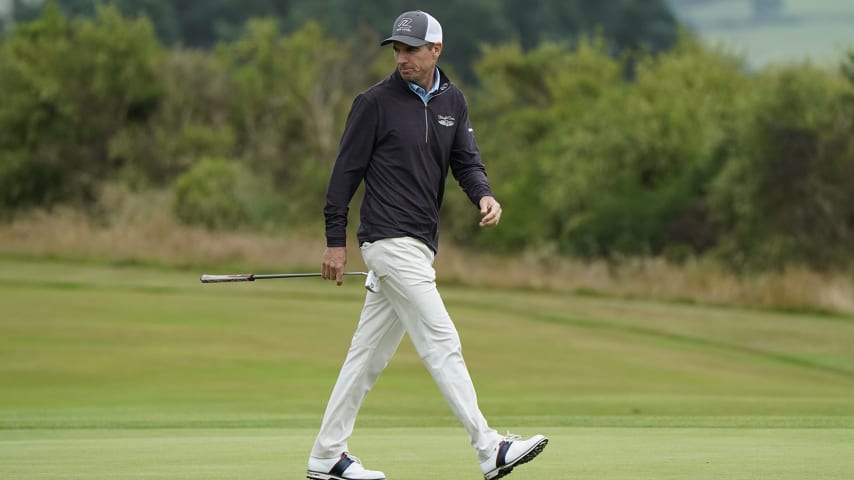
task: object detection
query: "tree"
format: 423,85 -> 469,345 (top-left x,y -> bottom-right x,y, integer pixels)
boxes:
453,33 -> 751,260
506,0 -> 677,53
0,2 -> 162,213
709,62 -> 854,271
20,0 -> 680,82
12,0 -> 292,45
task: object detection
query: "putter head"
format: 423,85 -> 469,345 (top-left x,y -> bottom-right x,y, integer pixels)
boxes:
364,270 -> 380,293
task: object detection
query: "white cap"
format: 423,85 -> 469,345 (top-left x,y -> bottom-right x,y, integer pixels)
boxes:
380,10 -> 443,46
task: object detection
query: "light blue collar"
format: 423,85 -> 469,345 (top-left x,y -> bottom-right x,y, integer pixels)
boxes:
408,67 -> 440,104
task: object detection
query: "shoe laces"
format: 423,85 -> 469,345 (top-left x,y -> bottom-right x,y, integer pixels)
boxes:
503,431 -> 522,442
343,452 -> 362,464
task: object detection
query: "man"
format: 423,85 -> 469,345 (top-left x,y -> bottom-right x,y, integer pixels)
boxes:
308,10 -> 548,480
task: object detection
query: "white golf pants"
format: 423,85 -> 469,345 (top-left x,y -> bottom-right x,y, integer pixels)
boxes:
311,237 -> 499,461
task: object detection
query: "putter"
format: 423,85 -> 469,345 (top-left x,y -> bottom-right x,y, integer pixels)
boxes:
200,270 -> 381,293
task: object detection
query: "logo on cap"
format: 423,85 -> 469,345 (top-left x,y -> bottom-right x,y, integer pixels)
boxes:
396,18 -> 413,33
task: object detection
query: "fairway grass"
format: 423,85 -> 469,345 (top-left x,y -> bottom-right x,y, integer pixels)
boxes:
2,259 -> 853,478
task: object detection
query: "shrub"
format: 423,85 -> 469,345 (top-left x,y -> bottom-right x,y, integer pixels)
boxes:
172,157 -> 251,230
710,62 -> 854,271
0,4 -> 162,212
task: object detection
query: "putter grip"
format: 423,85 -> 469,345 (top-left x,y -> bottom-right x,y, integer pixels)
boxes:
200,274 -> 254,283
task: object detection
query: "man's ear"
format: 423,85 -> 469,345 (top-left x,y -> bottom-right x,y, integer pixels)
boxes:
433,42 -> 443,58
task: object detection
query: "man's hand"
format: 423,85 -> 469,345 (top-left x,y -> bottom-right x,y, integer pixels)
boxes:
322,247 -> 347,286
479,196 -> 502,227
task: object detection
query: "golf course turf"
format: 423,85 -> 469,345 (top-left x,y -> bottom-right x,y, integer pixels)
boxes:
2,259 -> 853,479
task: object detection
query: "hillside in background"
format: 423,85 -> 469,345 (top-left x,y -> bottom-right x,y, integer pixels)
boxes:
668,0 -> 854,67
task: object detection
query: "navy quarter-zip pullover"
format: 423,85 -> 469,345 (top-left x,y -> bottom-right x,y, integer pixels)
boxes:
324,67 -> 495,253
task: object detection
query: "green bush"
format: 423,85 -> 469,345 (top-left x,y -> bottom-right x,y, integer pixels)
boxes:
709,62 -> 854,271
0,150 -> 68,218
172,157 -> 251,230
107,50 -> 234,188
554,35 -> 750,258
464,34 -> 750,259
0,3 -> 162,211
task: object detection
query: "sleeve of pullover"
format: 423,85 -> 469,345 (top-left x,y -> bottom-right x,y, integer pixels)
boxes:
450,96 -> 495,206
324,94 -> 376,247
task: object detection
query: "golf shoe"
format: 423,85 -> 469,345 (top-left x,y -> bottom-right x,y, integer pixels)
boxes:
307,452 -> 385,480
480,433 -> 548,480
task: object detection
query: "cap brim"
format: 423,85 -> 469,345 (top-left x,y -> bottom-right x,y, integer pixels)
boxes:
380,35 -> 429,47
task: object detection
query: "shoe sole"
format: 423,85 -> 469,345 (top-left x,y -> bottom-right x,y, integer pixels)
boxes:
484,437 -> 549,480
306,470 -> 386,480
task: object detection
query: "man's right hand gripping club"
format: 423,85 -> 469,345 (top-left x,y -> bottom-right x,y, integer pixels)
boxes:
322,246 -> 348,286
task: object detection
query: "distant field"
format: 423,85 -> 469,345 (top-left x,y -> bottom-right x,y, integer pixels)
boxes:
1,259 -> 853,479
701,18 -> 854,67
672,0 -> 854,67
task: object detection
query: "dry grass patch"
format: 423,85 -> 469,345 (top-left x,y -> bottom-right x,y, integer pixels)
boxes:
1,209 -> 852,316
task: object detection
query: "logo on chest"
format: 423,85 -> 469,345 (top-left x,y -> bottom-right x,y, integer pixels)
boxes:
437,115 -> 456,127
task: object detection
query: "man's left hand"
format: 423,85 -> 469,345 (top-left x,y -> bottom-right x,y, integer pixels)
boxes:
479,196 -> 502,227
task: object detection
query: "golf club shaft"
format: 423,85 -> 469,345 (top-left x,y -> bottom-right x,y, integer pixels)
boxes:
200,272 -> 368,283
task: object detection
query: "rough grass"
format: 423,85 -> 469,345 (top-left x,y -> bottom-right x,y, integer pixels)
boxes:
1,208 -> 852,315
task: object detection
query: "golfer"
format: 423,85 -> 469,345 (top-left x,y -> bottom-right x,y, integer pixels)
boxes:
309,10 -> 547,480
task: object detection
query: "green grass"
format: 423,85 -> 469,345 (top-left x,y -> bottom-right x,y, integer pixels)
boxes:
1,258 -> 854,479
3,427 -> 853,480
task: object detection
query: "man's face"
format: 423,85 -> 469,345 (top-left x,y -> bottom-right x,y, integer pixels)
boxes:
393,41 -> 442,87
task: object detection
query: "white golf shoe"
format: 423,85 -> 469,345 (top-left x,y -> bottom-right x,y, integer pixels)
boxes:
480,433 -> 548,480
306,453 -> 386,480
